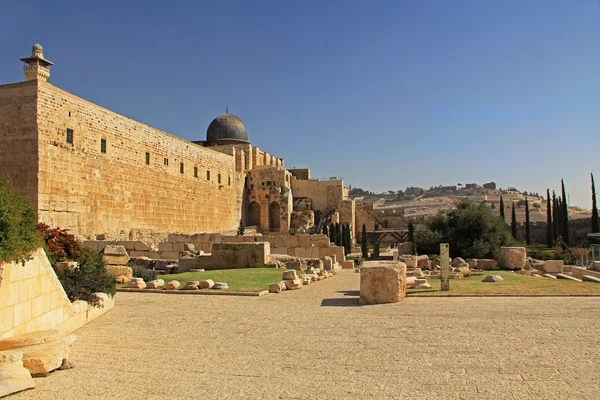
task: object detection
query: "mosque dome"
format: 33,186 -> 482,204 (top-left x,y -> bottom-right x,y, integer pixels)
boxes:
206,113 -> 249,143
32,42 -> 43,53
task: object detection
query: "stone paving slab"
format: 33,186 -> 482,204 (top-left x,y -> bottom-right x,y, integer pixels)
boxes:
12,270 -> 600,399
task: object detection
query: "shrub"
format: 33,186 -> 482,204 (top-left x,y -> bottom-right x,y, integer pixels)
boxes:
36,223 -> 83,264
131,264 -> 157,282
415,230 -> 444,255
0,177 -> 43,264
56,248 -> 116,307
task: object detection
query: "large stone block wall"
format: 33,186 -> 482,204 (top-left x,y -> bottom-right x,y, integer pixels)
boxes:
291,178 -> 347,212
0,249 -> 113,339
35,81 -> 244,235
0,81 -> 39,205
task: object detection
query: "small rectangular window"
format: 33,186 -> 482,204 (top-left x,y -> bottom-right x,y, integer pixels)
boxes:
194,166 -> 198,178
145,152 -> 150,165
207,170 -> 210,181
100,138 -> 107,153
66,128 -> 74,145
228,176 -> 231,186
180,163 -> 184,174
164,158 -> 169,166
218,174 -> 221,184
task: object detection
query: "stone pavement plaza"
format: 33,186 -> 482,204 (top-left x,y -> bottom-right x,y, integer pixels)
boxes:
13,271 -> 600,399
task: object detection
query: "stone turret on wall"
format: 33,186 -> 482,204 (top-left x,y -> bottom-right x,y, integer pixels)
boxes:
20,41 -> 53,81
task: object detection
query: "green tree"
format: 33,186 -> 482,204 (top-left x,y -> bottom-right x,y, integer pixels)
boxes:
561,179 -> 569,245
499,196 -> 505,222
237,219 -> 245,236
416,199 -> 515,259
334,223 -> 342,246
525,197 -> 530,245
511,202 -> 517,240
361,224 -> 369,259
592,173 -> 599,233
329,223 -> 335,244
372,238 -> 380,259
407,222 -> 415,254
552,191 -> 559,241
322,224 -> 328,237
546,189 -> 553,247
343,224 -> 352,255
0,177 -> 43,264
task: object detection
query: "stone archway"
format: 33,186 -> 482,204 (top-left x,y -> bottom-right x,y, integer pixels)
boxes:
247,201 -> 261,228
269,202 -> 280,231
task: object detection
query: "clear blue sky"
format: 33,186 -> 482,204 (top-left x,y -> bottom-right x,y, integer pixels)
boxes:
1,0 -> 599,207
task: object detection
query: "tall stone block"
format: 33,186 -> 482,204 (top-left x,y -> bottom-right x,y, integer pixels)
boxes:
359,261 -> 406,305
498,247 -> 527,270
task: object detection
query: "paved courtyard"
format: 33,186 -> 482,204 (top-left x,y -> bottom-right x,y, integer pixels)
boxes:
14,270 -> 600,399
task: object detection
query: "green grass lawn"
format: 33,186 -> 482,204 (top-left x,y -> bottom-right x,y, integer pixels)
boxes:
144,268 -> 284,292
408,271 -> 600,296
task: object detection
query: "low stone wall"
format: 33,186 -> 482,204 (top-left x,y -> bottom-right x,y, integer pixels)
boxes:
0,249 -> 114,339
179,242 -> 271,271
84,233 -> 343,262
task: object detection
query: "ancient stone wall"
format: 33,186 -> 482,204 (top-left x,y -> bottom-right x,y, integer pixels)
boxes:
290,178 -> 347,212
35,81 -> 244,236
0,81 -> 39,206
0,249 -> 113,339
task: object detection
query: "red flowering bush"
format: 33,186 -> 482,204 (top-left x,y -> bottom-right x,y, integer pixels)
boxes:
36,223 -> 83,264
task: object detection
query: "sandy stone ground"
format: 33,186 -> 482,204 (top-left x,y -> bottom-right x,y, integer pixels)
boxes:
13,270 -> 600,399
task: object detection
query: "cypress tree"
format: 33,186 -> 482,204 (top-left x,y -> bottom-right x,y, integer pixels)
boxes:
322,224 -> 328,237
546,189 -> 553,247
525,197 -> 530,245
561,179 -> 569,245
552,191 -> 558,241
335,223 -> 342,246
592,173 -> 599,233
407,222 -> 415,254
329,223 -> 335,244
372,238 -> 380,259
340,225 -> 347,255
499,196 -> 505,222
361,224 -> 368,259
344,224 -> 352,255
511,202 -> 517,240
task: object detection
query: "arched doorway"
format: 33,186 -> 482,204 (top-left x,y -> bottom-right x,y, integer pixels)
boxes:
247,201 -> 261,228
269,202 -> 280,231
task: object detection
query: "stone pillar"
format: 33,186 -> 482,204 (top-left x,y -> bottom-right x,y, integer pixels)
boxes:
440,243 -> 450,291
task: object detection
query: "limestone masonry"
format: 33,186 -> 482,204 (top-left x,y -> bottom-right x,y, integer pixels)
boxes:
0,43 -> 356,237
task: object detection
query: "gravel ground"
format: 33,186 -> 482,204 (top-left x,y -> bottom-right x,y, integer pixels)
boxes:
12,270 -> 600,399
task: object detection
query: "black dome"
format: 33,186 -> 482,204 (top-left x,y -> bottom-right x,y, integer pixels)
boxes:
206,114 -> 248,142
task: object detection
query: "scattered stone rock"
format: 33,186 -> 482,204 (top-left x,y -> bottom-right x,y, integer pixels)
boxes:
146,279 -> 165,289
498,247 -> 526,270
54,261 -> 78,275
182,281 -> 200,290
0,351 -> 35,397
0,330 -> 61,351
269,282 -> 286,293
556,273 -> 582,282
542,274 -> 557,279
213,282 -> 229,290
452,257 -> 467,267
477,259 -> 498,270
543,260 -> 564,274
455,266 -> 471,278
127,278 -> 146,289
58,358 -> 74,370
482,275 -> 504,282
282,270 -> 298,280
413,282 -> 432,289
284,279 -> 303,290
102,245 -> 130,266
165,280 -> 180,290
359,261 -> 407,305
199,279 -> 215,289
583,275 -> 600,283
21,338 -> 70,377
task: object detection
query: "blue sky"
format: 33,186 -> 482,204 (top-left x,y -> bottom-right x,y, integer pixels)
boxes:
1,0 -> 599,207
